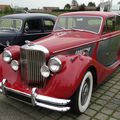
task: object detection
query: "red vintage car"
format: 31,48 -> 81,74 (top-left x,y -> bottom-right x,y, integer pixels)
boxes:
0,11 -> 120,114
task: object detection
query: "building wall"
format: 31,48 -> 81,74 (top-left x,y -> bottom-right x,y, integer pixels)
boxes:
0,4 -> 11,12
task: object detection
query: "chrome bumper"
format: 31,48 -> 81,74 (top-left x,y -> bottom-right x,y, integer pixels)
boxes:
0,79 -> 70,112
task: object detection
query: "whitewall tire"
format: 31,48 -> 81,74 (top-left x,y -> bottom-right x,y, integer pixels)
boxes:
72,71 -> 93,114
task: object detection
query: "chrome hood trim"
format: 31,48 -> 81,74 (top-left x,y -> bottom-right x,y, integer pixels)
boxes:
21,43 -> 49,54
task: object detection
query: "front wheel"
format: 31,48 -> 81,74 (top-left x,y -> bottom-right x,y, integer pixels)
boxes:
72,71 -> 93,114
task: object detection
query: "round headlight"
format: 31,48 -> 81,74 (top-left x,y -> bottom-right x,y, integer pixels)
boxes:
3,50 -> 12,62
41,65 -> 50,78
11,60 -> 19,71
48,57 -> 62,73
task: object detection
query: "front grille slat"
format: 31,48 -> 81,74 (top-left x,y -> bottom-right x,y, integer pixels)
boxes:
20,48 -> 46,88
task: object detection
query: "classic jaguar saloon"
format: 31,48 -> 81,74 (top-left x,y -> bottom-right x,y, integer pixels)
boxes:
0,11 -> 120,113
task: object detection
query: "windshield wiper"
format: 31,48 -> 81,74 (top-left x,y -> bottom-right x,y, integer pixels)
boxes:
69,27 -> 97,34
57,26 -> 66,30
69,27 -> 83,31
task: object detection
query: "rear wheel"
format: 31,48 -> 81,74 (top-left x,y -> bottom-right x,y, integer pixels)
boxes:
72,71 -> 93,114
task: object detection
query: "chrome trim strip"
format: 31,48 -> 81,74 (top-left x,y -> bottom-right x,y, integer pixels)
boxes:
53,41 -> 98,54
21,44 -> 49,54
100,32 -> 120,41
36,94 -> 70,105
53,31 -> 120,54
31,87 -> 37,106
35,102 -> 70,112
1,79 -> 7,95
0,79 -> 71,112
32,87 -> 70,105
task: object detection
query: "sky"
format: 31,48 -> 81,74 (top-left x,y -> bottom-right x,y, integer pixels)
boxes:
0,0 -> 119,9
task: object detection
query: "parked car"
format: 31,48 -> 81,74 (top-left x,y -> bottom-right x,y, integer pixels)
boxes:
0,13 -> 56,52
0,11 -> 120,114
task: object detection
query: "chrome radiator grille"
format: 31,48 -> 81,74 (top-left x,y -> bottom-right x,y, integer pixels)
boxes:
20,48 -> 46,88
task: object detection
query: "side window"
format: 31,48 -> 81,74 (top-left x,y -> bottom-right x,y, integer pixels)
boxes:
15,20 -> 22,30
87,18 -> 101,33
43,19 -> 54,32
24,19 -> 42,33
115,16 -> 120,30
103,17 -> 115,34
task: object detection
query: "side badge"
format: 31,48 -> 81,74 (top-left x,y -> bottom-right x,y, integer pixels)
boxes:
75,47 -> 91,56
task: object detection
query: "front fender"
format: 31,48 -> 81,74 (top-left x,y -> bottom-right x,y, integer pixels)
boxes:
38,55 -> 95,99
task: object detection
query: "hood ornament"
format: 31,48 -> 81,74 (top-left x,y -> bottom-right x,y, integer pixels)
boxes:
25,40 -> 34,46
6,41 -> 10,47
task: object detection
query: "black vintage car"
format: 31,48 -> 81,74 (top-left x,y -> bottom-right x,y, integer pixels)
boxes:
0,13 -> 56,52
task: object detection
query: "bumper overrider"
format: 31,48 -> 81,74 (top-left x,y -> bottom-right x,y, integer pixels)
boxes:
0,79 -> 70,112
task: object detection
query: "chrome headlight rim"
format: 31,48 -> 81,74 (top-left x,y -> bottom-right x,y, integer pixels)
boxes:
48,57 -> 62,73
10,60 -> 19,71
3,50 -> 12,63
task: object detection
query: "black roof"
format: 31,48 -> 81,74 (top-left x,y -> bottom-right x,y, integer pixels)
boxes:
1,13 -> 56,20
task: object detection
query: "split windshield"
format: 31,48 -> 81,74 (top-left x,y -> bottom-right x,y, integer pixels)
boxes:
0,18 -> 23,31
54,16 -> 102,34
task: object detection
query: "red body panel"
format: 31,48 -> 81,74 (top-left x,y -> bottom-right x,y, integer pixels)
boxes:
35,31 -> 99,54
0,49 -> 119,99
0,12 -> 120,100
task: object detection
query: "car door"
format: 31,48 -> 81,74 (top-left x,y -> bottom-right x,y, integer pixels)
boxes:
97,16 -> 120,67
22,18 -> 45,43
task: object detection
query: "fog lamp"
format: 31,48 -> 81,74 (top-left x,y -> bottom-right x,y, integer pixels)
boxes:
11,60 -> 19,71
41,65 -> 50,78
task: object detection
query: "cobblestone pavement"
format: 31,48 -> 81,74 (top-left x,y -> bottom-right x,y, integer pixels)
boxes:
0,68 -> 120,120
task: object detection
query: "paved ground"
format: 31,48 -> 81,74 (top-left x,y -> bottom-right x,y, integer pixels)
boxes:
0,68 -> 120,120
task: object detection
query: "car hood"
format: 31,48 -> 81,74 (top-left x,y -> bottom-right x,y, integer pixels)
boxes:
35,31 -> 100,54
0,31 -> 17,45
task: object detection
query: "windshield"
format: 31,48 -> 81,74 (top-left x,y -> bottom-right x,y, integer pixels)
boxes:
0,18 -> 23,31
54,16 -> 102,33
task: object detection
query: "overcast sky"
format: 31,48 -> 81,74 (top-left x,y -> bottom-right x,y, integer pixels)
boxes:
0,0 -> 119,9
